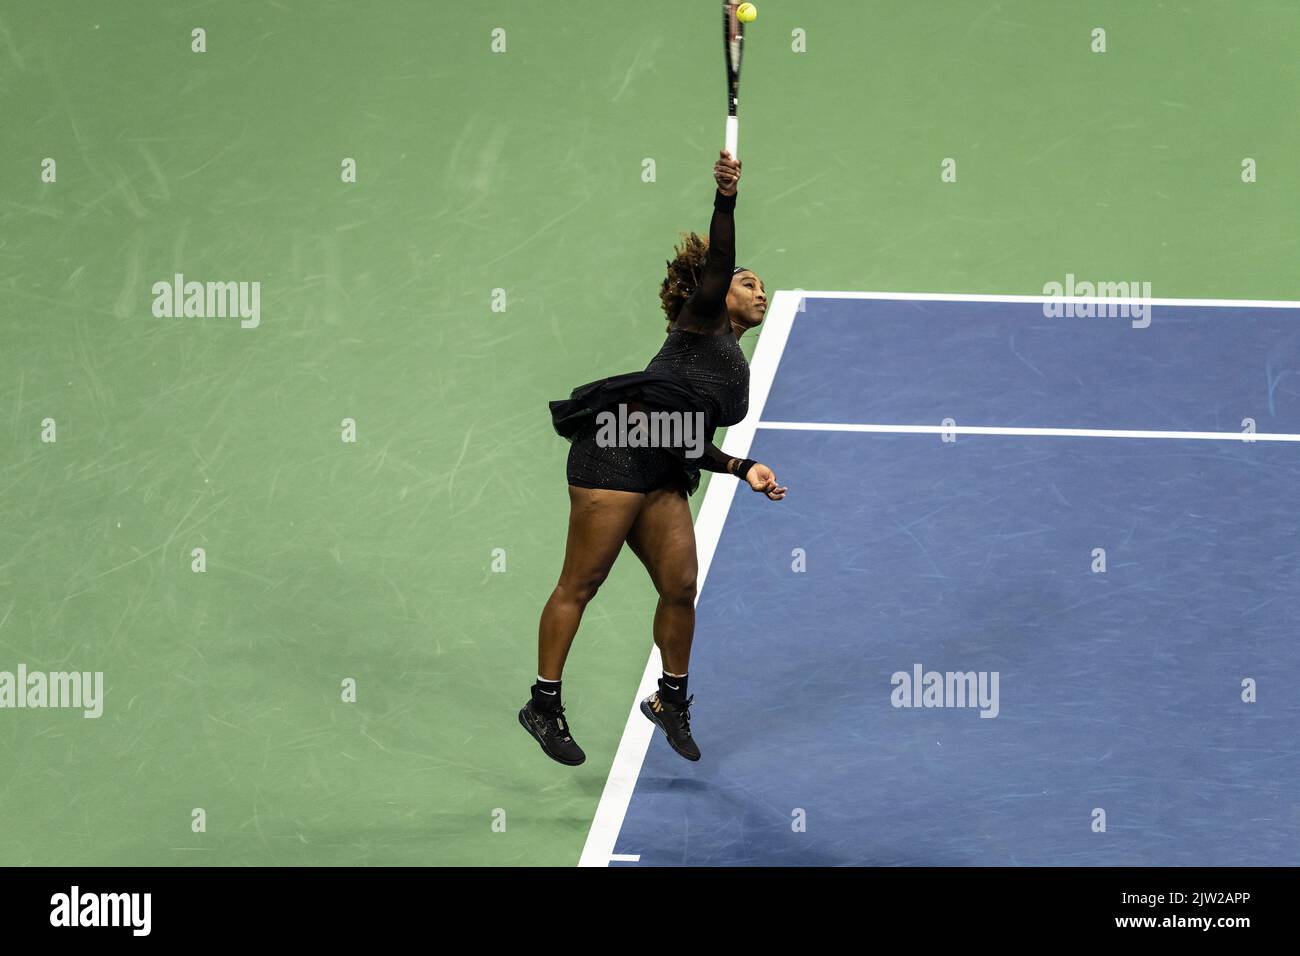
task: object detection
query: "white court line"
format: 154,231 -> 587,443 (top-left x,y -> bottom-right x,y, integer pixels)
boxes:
758,422 -> 1300,442
577,288 -> 1297,867
785,290 -> 1300,309
577,289 -> 801,868
609,854 -> 641,862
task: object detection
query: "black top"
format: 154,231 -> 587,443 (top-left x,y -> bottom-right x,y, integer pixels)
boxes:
670,190 -> 740,335
549,189 -> 749,494
646,189 -> 749,427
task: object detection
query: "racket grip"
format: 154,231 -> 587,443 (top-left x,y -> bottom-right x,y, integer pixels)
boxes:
725,115 -> 738,159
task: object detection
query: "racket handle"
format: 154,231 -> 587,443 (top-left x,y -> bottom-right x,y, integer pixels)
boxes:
725,115 -> 738,159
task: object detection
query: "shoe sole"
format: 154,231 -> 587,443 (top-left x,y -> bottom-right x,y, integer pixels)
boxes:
640,699 -> 701,761
518,708 -> 586,766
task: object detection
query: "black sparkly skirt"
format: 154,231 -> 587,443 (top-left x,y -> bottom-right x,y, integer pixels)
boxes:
565,420 -> 689,495
550,369 -> 710,496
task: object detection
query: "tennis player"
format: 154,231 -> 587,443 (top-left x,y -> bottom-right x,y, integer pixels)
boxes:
520,150 -> 786,766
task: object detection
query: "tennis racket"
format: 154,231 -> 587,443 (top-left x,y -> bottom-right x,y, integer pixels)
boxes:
722,2 -> 745,159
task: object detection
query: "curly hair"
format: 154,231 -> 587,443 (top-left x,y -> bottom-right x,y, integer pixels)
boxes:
659,231 -> 711,332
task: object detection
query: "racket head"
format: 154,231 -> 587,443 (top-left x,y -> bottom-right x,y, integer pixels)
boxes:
723,2 -> 744,117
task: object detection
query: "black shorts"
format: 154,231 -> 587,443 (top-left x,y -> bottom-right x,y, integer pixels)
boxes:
565,420 -> 688,495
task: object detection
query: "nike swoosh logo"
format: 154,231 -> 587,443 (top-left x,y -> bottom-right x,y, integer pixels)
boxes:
539,689 -> 557,695
665,683 -> 680,691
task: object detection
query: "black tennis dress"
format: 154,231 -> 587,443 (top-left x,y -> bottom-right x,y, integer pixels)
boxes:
549,189 -> 749,496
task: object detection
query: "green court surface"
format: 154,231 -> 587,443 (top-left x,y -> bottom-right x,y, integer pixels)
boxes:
0,1 -> 1295,865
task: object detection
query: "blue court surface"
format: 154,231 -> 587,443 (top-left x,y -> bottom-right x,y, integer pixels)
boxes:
596,293 -> 1300,867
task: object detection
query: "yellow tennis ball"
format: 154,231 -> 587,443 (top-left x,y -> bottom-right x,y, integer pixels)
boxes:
736,3 -> 757,24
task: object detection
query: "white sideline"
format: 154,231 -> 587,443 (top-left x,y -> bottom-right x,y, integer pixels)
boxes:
782,290 -> 1300,309
758,422 -> 1300,442
576,288 -> 801,867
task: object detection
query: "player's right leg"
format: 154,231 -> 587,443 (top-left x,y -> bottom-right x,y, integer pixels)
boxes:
520,485 -> 644,766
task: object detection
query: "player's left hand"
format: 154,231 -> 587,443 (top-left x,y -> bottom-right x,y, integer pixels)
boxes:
715,150 -> 741,196
746,463 -> 786,500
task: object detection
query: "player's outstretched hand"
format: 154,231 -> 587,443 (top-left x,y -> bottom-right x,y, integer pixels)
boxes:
715,150 -> 741,196
746,463 -> 786,500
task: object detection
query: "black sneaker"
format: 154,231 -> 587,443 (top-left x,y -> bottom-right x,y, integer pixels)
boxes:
640,691 -> 700,761
518,700 -> 586,766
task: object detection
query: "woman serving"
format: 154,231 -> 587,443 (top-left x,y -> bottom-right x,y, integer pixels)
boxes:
522,150 -> 786,765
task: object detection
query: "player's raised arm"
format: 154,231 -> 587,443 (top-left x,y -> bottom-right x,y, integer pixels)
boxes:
676,151 -> 741,332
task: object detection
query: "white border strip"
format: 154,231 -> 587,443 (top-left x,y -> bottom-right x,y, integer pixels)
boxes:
758,422 -> 1300,442
577,289 -> 802,867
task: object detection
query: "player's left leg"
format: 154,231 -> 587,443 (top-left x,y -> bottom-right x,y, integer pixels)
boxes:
626,483 -> 702,761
